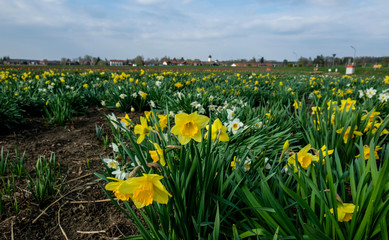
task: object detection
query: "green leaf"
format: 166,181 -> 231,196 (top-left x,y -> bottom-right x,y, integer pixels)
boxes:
303,224 -> 332,240
239,228 -> 266,238
212,203 -> 220,240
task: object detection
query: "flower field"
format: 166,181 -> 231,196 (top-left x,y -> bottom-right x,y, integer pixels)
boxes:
1,68 -> 389,239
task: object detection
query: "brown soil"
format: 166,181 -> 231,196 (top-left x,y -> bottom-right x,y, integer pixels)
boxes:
0,108 -> 142,240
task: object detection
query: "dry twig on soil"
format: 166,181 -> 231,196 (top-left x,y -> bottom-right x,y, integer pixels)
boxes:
58,204 -> 69,240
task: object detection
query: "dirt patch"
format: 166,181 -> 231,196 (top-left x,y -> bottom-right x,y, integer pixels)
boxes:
0,108 -> 142,240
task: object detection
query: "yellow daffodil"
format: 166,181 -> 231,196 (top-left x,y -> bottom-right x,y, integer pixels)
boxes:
331,114 -> 335,126
134,117 -> 153,144
149,141 -> 166,166
121,113 -> 133,128
293,100 -> 301,110
105,177 -> 131,201
158,114 -> 168,131
340,98 -> 356,112
174,82 -> 184,88
365,121 -> 388,136
282,140 -> 289,152
363,121 -> 374,133
356,145 -> 382,159
144,111 -> 152,121
125,173 -> 172,208
231,156 -> 237,170
336,126 -> 363,144
205,118 -> 229,142
265,110 -> 272,120
361,111 -> 380,122
327,100 -> 337,111
140,91 -> 148,99
311,106 -> 321,115
329,203 -> 356,222
319,145 -> 334,157
313,119 -> 321,131
385,76 -> 389,84
287,144 -> 319,172
171,112 -> 209,145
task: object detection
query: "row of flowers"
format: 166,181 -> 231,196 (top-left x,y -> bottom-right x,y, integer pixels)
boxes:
1,69 -> 388,238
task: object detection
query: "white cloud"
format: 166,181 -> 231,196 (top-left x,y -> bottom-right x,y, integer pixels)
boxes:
0,0 -> 388,60
134,0 -> 164,4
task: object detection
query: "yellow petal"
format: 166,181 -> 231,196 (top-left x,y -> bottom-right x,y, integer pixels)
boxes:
341,203 -> 356,213
178,134 -> 191,145
133,180 -> 154,206
137,134 -> 146,144
283,140 -> 289,152
105,181 -> 121,191
192,131 -> 202,142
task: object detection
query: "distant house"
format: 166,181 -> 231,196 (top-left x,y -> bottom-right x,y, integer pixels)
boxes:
231,63 -> 248,67
110,60 -> 126,66
162,60 -> 179,66
202,61 -> 219,66
40,59 -> 60,65
249,62 -> 261,67
186,61 -> 202,66
4,59 -> 40,65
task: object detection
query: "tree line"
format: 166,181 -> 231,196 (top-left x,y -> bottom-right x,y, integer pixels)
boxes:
1,55 -> 388,67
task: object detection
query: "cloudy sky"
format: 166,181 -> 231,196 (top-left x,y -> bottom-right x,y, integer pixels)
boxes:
1,0 -> 388,61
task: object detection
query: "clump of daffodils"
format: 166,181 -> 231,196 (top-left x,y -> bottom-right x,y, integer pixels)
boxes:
336,126 -> 363,144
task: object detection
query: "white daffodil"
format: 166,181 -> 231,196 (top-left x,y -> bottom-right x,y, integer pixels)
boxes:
243,158 -> 251,172
378,93 -> 389,102
208,105 -> 217,111
112,167 -> 128,180
103,158 -> 119,169
264,157 -> 271,169
176,92 -> 183,100
227,109 -> 236,120
365,87 -> 377,98
107,113 -> 120,129
253,121 -> 263,129
358,90 -> 365,98
190,101 -> 199,108
149,100 -> 156,108
110,142 -> 119,152
227,118 -> 244,134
